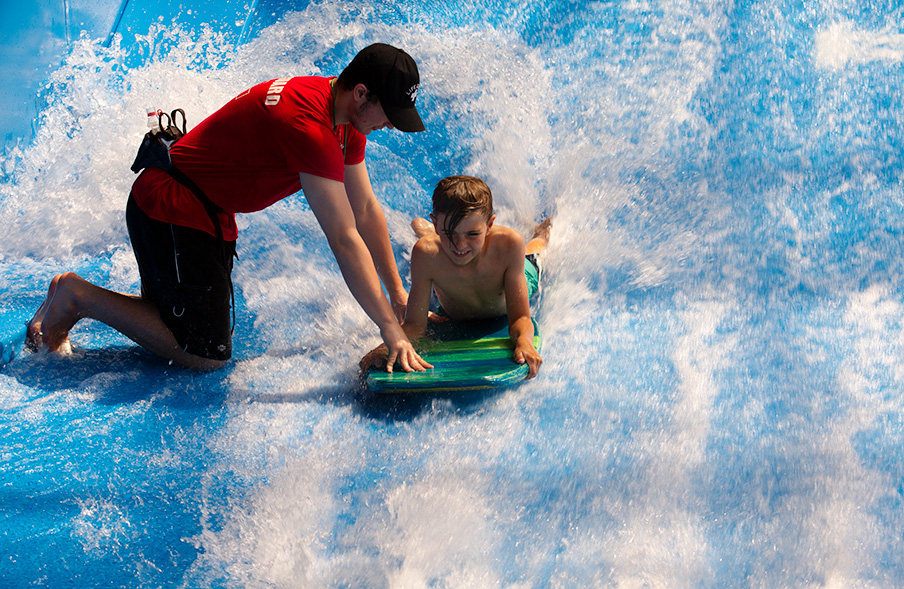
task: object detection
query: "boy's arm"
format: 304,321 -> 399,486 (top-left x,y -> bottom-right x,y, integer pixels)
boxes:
401,239 -> 434,341
343,162 -> 408,322
503,234 -> 542,379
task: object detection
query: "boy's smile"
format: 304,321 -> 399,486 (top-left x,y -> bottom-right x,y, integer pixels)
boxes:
431,212 -> 496,266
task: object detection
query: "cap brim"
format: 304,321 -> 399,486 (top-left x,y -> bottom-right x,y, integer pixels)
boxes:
385,104 -> 425,133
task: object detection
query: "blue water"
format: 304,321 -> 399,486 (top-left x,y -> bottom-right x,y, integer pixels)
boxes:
2,0 -> 904,586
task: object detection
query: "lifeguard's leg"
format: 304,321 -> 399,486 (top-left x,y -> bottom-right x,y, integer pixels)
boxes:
28,272 -> 224,370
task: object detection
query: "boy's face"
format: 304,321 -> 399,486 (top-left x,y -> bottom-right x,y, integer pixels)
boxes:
430,212 -> 495,266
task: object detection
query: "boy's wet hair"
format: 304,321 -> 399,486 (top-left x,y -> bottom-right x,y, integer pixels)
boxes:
432,176 -> 494,239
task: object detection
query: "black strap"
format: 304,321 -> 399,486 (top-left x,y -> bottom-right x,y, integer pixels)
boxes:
165,165 -> 236,333
167,165 -> 225,242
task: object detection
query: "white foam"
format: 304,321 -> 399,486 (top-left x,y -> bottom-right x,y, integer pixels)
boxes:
815,21 -> 904,70
8,0 -> 904,585
600,300 -> 734,584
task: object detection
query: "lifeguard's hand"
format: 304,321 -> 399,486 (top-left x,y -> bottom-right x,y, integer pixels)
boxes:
385,340 -> 433,373
514,342 -> 542,379
380,327 -> 431,373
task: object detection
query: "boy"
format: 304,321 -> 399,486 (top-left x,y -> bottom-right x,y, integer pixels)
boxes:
365,175 -> 549,378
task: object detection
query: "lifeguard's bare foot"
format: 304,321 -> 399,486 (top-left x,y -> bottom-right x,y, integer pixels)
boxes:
25,275 -> 59,351
26,272 -> 81,352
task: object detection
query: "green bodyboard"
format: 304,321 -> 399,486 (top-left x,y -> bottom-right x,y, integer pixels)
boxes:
365,316 -> 541,394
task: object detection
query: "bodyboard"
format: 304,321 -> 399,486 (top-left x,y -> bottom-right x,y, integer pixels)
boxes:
365,316 -> 541,394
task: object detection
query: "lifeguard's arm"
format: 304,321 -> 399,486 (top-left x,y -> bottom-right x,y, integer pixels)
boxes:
299,172 -> 431,372
343,162 -> 408,322
359,238 -> 434,372
503,234 -> 542,379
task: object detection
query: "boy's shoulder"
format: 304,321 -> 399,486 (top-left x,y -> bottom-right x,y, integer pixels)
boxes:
411,233 -> 446,271
486,224 -> 526,253
487,223 -> 523,238
412,232 -> 442,256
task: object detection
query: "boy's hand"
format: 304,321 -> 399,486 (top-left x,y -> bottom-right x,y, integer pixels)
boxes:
514,341 -> 542,379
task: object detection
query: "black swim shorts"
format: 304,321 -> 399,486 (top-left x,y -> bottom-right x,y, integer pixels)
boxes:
126,194 -> 236,361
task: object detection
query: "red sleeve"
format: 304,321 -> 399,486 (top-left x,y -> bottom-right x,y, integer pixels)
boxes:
275,77 -> 366,181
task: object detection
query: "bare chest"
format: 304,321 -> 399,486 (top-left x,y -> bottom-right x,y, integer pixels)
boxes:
432,264 -> 507,319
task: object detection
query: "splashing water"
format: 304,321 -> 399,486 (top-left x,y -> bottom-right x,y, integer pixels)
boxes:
2,0 -> 904,586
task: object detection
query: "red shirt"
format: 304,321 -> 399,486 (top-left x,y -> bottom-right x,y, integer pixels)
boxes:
131,76 -> 367,240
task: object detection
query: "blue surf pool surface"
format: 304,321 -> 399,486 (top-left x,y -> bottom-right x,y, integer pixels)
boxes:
2,0 -> 904,586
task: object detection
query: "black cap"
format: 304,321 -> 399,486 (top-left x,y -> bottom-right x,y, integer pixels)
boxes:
339,43 -> 425,133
